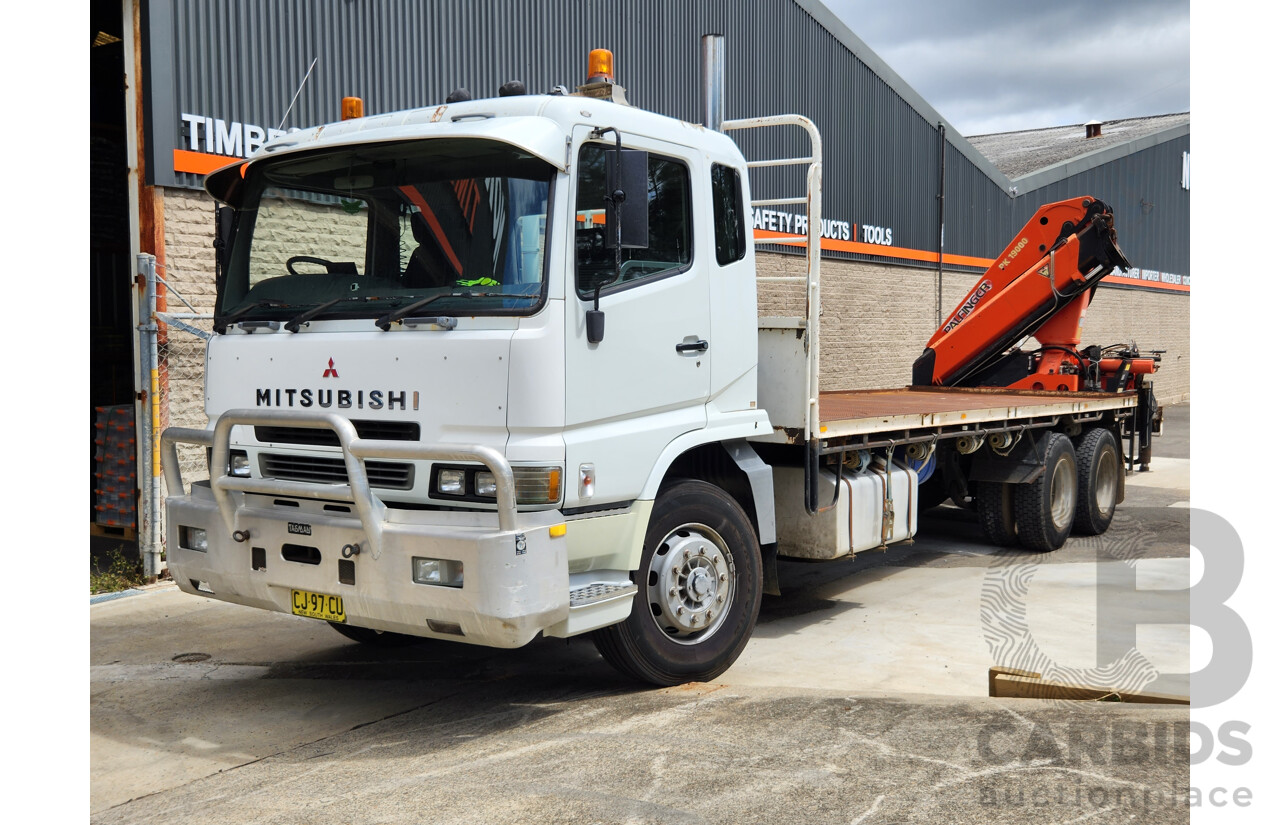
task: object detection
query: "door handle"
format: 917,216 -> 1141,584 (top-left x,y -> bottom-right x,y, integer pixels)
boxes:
675,339 -> 709,353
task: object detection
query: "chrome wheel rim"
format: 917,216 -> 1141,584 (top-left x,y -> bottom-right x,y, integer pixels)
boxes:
1049,455 -> 1077,531
646,523 -> 736,645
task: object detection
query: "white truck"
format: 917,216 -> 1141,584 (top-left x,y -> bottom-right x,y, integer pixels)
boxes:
162,43 -> 1159,685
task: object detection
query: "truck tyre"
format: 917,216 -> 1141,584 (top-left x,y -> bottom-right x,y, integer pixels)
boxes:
1073,427 -> 1120,536
1014,433 -> 1077,552
329,623 -> 421,647
973,481 -> 1018,546
592,479 -> 763,686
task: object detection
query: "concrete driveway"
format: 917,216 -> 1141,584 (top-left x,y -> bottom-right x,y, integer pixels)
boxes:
91,405 -> 1191,823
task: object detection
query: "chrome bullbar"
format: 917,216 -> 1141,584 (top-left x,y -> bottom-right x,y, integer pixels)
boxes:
161,408 -> 518,559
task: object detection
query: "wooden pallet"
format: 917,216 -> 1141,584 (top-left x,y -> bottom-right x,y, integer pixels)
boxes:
988,666 -> 1188,704
90,523 -> 137,542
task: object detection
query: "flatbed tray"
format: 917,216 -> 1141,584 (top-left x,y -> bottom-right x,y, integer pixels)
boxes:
817,386 -> 1137,439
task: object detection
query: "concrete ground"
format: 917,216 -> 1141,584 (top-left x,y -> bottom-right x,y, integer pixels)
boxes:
91,404 -> 1191,824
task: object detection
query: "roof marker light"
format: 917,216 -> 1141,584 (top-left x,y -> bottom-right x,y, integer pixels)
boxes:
587,49 -> 615,84
576,49 -> 629,105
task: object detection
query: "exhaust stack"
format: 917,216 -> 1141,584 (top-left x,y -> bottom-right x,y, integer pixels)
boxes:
701,34 -> 725,132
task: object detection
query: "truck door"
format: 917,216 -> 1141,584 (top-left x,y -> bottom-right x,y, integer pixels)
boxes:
564,132 -> 710,508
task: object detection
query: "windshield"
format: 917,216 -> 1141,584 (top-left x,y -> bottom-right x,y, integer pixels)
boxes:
217,138 -> 553,325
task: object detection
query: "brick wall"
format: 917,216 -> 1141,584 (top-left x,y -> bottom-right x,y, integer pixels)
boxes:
247,197 -> 374,280
161,188 -> 218,483
164,188 -> 219,315
757,251 -> 1190,403
1079,287 -> 1189,404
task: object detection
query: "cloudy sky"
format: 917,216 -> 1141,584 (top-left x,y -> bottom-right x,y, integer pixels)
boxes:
821,0 -> 1191,136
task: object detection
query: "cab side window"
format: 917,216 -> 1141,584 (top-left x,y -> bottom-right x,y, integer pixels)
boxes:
575,144 -> 692,297
711,163 -> 746,265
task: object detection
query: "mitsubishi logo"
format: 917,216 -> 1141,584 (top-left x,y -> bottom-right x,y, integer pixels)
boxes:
323,358 -> 339,378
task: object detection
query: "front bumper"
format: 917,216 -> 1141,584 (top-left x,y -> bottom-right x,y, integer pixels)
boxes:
168,486 -> 567,647
162,409 -> 567,648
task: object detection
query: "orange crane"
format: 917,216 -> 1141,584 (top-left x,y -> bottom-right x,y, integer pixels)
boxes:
913,197 -> 1159,393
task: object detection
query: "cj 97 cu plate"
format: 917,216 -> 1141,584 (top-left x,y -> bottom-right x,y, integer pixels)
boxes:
291,589 -> 346,623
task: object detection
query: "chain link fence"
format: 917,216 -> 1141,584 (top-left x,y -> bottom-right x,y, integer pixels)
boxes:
156,311 -> 213,494
130,254 -> 216,577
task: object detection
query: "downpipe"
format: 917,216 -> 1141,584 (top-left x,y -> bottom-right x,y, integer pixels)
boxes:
137,254 -> 165,579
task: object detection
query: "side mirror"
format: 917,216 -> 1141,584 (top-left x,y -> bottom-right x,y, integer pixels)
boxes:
586,131 -> 649,345
585,306 -> 606,344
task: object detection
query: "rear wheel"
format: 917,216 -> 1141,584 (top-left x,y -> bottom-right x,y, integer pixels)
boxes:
592,480 -> 762,686
1014,432 -> 1078,552
1073,428 -> 1120,535
973,480 -> 1018,546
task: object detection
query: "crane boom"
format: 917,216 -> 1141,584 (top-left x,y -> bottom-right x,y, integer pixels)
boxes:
912,197 -> 1155,393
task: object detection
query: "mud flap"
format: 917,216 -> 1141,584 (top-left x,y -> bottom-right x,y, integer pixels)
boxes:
968,431 -> 1047,485
761,541 -> 781,596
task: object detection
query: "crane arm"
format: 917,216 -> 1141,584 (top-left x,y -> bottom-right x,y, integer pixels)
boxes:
912,197 -> 1134,390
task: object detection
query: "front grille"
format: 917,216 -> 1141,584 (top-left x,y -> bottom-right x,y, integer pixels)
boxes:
255,420 -> 420,447
259,454 -> 415,490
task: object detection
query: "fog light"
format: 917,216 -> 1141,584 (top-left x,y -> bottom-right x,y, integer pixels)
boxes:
180,526 -> 208,552
412,557 -> 464,588
475,471 -> 497,497
438,469 -> 465,495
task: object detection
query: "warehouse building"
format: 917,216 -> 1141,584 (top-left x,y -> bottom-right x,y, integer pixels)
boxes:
89,0 -> 1189,557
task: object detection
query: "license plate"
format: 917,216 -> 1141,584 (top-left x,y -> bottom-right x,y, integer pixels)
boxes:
291,589 -> 346,623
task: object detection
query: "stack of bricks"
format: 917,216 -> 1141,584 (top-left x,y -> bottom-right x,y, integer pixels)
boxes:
93,405 -> 137,530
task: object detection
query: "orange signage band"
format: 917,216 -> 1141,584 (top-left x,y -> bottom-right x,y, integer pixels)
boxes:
752,229 -> 1189,293
173,149 -> 243,176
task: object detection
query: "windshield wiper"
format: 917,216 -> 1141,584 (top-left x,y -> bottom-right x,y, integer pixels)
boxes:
213,300 -> 289,334
375,291 -> 537,331
284,297 -> 346,332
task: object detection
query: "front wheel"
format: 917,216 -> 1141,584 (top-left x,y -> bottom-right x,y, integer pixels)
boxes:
592,480 -> 763,686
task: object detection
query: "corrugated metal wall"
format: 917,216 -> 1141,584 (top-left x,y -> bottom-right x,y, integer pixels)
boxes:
1016,136 -> 1191,277
144,0 -> 1183,276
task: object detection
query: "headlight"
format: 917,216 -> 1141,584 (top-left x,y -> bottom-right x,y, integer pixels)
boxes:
437,469 -> 466,495
205,448 -> 251,478
431,465 -> 563,505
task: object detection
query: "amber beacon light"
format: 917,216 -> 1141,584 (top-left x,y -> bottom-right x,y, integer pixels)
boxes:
341,96 -> 364,120
587,49 -> 615,84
